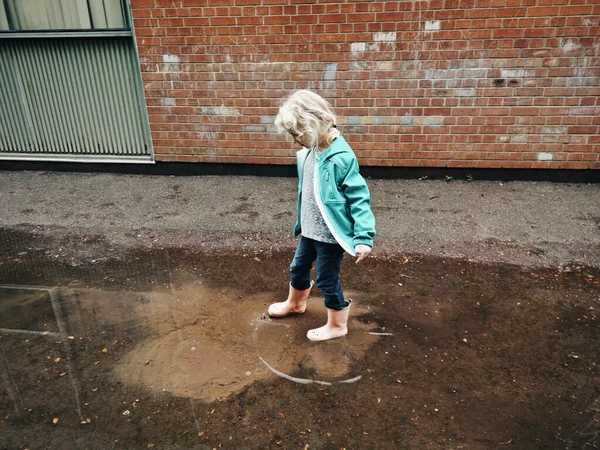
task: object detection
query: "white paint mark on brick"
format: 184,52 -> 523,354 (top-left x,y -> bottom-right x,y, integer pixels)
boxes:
351,61 -> 372,71
244,125 -> 266,133
162,54 -> 180,63
570,106 -> 600,115
427,116 -> 443,126
375,61 -> 393,70
162,98 -> 176,107
374,116 -> 391,125
501,69 -> 533,78
540,126 -> 567,135
400,114 -> 413,126
425,21 -> 440,31
454,88 -> 476,97
200,105 -> 240,116
374,32 -> 396,42
561,39 -> 581,54
537,152 -> 553,161
195,126 -> 216,141
426,69 -> 451,79
215,105 -> 239,116
562,39 -> 580,49
324,63 -> 337,81
351,42 -> 367,56
532,50 -> 550,57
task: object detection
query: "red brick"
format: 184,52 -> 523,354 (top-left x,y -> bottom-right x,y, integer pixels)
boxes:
131,0 -> 154,7
560,5 -> 594,15
527,6 -> 560,16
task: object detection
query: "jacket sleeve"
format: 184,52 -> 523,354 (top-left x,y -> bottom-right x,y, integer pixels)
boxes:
340,157 -> 376,249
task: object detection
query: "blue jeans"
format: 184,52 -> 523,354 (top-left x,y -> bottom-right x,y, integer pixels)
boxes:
290,236 -> 349,310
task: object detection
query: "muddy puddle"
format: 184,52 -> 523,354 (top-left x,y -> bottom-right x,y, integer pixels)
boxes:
0,229 -> 599,449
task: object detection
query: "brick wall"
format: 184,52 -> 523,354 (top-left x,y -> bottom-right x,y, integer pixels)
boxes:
130,0 -> 600,169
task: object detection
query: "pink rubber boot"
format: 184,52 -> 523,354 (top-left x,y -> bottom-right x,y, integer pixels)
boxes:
268,282 -> 314,318
306,300 -> 352,342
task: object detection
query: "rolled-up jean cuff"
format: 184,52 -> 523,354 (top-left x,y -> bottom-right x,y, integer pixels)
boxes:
324,296 -> 350,310
290,280 -> 312,291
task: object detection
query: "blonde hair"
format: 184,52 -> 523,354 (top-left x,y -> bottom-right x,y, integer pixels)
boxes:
274,90 -> 340,149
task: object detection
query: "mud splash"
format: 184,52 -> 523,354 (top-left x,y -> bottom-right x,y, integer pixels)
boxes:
114,284 -> 379,401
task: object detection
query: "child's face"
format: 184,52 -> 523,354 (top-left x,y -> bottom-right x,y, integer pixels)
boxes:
289,131 -> 309,149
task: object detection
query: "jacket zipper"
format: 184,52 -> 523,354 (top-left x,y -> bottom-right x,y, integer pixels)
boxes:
326,170 -> 333,199
313,162 -> 354,256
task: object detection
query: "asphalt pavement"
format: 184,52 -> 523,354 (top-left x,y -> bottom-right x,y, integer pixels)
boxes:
0,170 -> 598,267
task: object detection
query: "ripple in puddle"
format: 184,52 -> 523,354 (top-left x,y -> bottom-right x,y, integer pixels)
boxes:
114,284 -> 380,401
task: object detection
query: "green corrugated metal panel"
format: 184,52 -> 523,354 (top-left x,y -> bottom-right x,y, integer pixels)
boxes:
0,0 -> 126,31
0,37 -> 152,162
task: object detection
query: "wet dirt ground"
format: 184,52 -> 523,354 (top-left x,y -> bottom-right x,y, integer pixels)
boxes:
0,228 -> 599,449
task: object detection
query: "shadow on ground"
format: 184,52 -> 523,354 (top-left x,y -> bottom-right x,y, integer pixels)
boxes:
0,228 -> 599,449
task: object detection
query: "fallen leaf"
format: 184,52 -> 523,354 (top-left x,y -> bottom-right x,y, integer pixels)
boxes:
102,348 -> 108,353
377,398 -> 381,403
52,418 -> 59,424
147,444 -> 155,449
54,358 -> 61,363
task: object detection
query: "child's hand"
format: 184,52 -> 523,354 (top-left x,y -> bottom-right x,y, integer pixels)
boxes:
355,245 -> 372,264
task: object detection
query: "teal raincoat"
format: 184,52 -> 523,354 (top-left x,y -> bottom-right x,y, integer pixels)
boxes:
293,136 -> 376,256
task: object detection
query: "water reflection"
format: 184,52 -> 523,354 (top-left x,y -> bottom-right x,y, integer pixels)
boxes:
1,282 -> 380,410
0,286 -> 84,422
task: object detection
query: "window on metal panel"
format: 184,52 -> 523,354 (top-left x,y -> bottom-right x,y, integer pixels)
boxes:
0,0 -> 129,32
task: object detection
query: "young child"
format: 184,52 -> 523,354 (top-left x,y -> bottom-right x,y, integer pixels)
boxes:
268,90 -> 376,342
